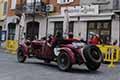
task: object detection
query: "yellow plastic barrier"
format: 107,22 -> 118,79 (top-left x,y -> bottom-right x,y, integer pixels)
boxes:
5,40 -> 18,54
97,45 -> 120,68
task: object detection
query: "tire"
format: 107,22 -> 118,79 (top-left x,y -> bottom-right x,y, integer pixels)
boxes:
83,45 -> 102,71
17,47 -> 26,63
57,51 -> 72,71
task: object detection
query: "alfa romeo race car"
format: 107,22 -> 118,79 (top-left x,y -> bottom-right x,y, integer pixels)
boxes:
17,36 -> 102,71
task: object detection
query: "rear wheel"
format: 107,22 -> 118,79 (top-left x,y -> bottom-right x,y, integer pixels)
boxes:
17,48 -> 26,63
57,51 -> 72,71
83,45 -> 102,71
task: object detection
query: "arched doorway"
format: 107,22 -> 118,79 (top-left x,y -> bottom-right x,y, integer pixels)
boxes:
26,21 -> 39,40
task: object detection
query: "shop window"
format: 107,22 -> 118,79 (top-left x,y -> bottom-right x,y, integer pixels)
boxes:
8,23 -> 16,40
69,21 -> 74,33
97,22 -> 102,29
54,21 -> 74,35
88,22 -> 95,29
103,22 -> 109,29
54,22 -> 63,35
87,21 -> 111,44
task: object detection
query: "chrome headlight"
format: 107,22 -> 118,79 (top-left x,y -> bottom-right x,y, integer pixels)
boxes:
72,42 -> 85,48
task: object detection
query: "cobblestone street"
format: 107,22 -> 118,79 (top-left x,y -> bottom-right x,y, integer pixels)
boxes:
0,50 -> 119,80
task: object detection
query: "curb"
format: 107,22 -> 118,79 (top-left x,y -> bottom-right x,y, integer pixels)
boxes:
0,48 -> 16,55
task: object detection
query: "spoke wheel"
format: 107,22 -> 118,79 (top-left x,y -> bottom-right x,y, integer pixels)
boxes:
17,48 -> 26,63
57,52 -> 72,71
83,45 -> 102,71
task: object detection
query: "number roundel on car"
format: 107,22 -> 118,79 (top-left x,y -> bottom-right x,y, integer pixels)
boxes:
54,48 -> 60,56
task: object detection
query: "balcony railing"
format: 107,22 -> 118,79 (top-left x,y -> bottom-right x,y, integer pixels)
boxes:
15,2 -> 46,15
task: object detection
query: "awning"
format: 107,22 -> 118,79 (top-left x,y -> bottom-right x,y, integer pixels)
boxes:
48,15 -> 78,22
48,13 -> 114,22
79,13 -> 114,21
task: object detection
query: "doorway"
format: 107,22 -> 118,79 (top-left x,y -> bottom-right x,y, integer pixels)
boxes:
26,21 -> 39,40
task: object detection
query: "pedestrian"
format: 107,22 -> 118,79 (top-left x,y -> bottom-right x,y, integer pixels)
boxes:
112,40 -> 118,46
78,32 -> 81,40
96,34 -> 101,44
88,35 -> 100,45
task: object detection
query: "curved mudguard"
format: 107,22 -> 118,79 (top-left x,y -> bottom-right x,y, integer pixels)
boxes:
79,47 -> 87,62
18,44 -> 29,57
59,47 -> 76,64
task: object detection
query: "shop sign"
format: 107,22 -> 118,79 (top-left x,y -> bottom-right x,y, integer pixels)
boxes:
61,5 -> 99,16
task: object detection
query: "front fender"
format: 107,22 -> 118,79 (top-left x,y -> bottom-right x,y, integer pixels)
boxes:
59,47 -> 76,64
18,44 -> 29,56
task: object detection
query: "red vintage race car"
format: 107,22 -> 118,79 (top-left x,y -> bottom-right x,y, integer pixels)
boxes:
17,36 -> 102,71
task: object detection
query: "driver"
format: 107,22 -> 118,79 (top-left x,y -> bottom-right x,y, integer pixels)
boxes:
64,32 -> 79,44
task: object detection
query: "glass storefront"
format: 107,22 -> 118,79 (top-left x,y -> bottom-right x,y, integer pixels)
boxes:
87,21 -> 111,44
54,21 -> 74,35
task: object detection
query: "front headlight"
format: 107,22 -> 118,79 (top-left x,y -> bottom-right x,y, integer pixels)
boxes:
72,42 -> 85,48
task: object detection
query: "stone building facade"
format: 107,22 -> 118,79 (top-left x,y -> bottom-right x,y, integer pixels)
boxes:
5,0 -> 120,46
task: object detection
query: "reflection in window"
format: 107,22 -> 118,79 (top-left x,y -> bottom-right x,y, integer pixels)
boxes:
54,22 -> 63,35
103,22 -> 109,29
27,0 -> 41,3
87,21 -> 111,44
97,22 -> 101,29
88,22 -> 95,29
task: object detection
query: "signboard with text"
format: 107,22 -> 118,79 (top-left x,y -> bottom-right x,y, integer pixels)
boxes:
61,5 -> 99,16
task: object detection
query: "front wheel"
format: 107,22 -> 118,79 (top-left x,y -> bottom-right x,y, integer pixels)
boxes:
17,48 -> 26,63
57,51 -> 72,71
83,45 -> 102,71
